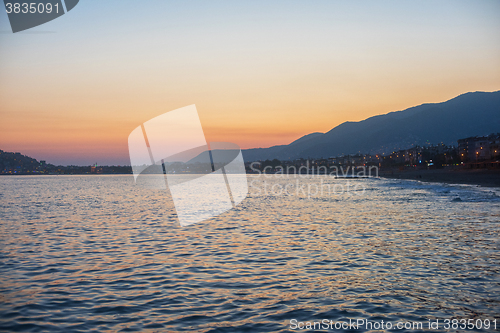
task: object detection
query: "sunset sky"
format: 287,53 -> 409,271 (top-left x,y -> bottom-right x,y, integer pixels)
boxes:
1,0 -> 499,165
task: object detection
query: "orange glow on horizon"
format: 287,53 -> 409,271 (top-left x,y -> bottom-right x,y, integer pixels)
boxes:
1,1 -> 499,165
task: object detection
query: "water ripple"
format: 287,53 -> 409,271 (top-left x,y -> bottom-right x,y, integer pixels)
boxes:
0,175 -> 499,332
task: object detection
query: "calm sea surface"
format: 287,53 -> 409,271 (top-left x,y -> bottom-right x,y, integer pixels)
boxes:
0,175 -> 499,332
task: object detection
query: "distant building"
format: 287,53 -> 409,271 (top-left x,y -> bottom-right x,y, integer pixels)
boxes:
458,133 -> 500,163
90,163 -> 103,174
490,135 -> 500,161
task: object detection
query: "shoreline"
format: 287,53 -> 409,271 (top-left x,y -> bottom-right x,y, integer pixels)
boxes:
3,168 -> 500,189
379,168 -> 500,188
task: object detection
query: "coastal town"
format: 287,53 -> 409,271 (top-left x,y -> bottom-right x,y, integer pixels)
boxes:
247,133 -> 500,174
1,133 -> 499,175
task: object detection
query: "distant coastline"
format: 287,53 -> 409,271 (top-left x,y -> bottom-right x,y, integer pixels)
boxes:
2,165 -> 499,189
2,132 -> 499,188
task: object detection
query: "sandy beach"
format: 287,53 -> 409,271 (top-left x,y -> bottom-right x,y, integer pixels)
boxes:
379,168 -> 500,188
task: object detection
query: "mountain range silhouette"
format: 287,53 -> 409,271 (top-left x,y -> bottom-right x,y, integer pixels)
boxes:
242,91 -> 500,161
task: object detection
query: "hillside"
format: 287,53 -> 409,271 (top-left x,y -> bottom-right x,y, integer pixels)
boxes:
242,91 -> 500,161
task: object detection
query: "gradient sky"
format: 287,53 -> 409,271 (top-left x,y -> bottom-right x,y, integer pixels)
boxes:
1,0 -> 499,165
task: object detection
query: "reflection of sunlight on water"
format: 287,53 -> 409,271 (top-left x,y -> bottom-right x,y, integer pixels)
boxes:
0,175 -> 499,332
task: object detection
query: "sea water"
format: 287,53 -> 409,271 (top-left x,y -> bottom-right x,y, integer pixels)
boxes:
0,175 -> 499,332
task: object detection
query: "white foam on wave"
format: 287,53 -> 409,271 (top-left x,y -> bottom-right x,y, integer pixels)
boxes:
377,178 -> 500,203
